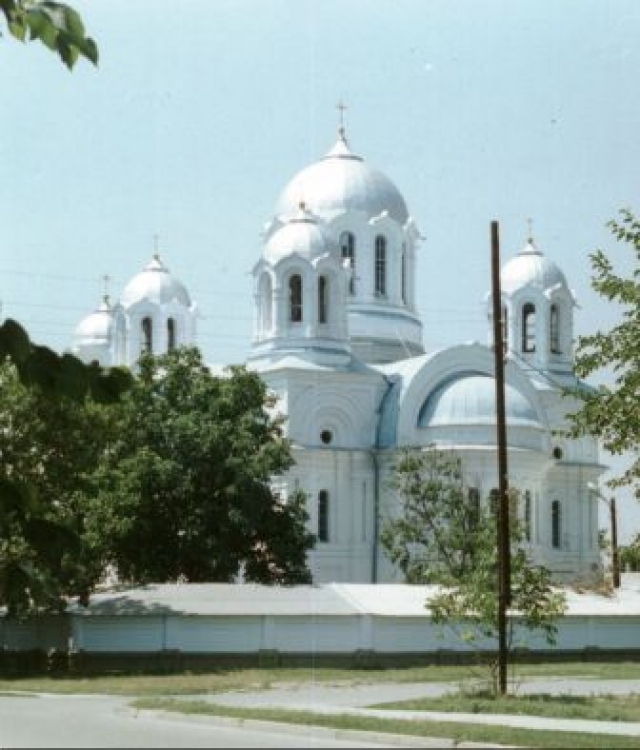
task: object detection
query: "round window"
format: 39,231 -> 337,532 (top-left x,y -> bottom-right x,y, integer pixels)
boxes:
320,429 -> 333,445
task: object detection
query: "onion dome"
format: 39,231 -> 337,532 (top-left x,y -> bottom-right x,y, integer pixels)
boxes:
418,373 -> 542,428
73,296 -> 114,346
276,132 -> 409,224
501,239 -> 569,295
120,254 -> 191,309
264,203 -> 332,263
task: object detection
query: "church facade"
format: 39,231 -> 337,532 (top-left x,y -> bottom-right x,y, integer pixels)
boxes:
72,125 -> 605,585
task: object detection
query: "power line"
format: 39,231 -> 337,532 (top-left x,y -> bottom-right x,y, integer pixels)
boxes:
3,300 -> 89,312
0,268 -> 100,284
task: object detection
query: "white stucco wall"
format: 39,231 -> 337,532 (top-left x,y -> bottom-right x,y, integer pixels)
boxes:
0,579 -> 624,657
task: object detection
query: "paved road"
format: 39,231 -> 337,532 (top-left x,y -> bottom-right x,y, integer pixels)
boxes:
0,694 -> 410,748
3,676 -> 640,747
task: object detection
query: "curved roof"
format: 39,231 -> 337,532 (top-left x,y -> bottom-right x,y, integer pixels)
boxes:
276,133 -> 409,225
501,240 -> 569,295
73,298 -> 114,343
418,372 -> 542,428
265,205 -> 331,263
121,255 -> 191,309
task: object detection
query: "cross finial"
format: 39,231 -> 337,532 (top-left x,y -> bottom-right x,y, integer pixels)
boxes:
336,99 -> 347,139
153,233 -> 160,260
526,217 -> 534,244
297,184 -> 306,212
101,273 -> 111,304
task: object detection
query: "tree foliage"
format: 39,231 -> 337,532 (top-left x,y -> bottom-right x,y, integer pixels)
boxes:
0,319 -> 131,404
0,0 -> 97,67
620,534 -> 640,572
0,320 -> 131,613
383,447 -> 566,692
569,209 -> 640,496
0,373 -> 104,613
0,360 -> 126,614
381,448 -> 483,584
428,523 -> 565,685
84,347 -> 314,585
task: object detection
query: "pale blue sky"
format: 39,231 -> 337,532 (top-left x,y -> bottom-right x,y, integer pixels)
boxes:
0,0 -> 638,540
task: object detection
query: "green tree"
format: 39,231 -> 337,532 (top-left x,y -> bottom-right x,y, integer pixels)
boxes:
383,447 -> 565,693
568,209 -> 640,496
381,448 -> 483,584
0,354 -> 127,614
1,0 -> 97,67
428,523 -> 566,693
620,534 -> 640,572
85,347 -> 314,585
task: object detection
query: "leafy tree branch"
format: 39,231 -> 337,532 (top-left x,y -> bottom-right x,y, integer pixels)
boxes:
568,209 -> 640,495
0,0 -> 97,67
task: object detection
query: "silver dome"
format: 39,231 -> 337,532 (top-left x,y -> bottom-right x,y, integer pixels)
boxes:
419,373 -> 542,428
265,205 -> 331,263
501,240 -> 568,295
73,298 -> 114,344
120,255 -> 191,309
276,134 -> 409,225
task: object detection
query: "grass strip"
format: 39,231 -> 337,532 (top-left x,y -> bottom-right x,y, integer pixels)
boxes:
0,661 -> 639,695
372,692 -> 640,722
132,697 -> 640,749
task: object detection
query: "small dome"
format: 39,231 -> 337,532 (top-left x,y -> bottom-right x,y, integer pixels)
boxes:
265,205 -> 332,263
73,297 -> 114,344
276,133 -> 409,225
121,255 -> 191,309
418,373 -> 542,428
501,240 -> 568,295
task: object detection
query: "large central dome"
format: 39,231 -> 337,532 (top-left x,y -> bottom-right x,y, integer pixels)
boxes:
276,134 -> 409,225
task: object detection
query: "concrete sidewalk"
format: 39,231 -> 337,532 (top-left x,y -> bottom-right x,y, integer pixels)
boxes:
290,704 -> 640,738
200,677 -> 640,738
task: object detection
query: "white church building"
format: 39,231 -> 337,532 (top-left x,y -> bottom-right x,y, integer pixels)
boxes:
71,124 -> 605,586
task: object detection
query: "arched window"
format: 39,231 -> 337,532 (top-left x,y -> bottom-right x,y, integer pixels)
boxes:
401,243 -> 407,304
318,276 -> 328,324
289,274 -> 303,323
141,316 -> 153,354
522,303 -> 536,352
340,232 -> 356,295
167,318 -> 176,352
375,235 -> 387,296
524,490 -> 532,542
259,273 -> 273,332
551,500 -> 561,549
318,490 -> 329,543
550,304 -> 560,354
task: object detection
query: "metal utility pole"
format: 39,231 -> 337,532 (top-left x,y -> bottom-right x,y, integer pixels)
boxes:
490,221 -> 511,696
